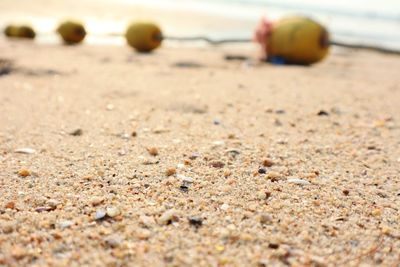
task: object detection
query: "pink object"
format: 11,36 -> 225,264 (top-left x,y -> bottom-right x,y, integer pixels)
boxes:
253,16 -> 274,60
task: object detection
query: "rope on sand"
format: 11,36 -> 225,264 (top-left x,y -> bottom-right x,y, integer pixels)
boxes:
165,36 -> 400,56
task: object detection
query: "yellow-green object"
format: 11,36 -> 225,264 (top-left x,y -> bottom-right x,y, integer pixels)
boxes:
125,22 -> 162,53
57,21 -> 86,45
4,25 -> 35,39
267,16 -> 329,65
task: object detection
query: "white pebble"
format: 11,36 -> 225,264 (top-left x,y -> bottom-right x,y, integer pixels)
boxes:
58,220 -> 74,229
106,206 -> 120,218
177,174 -> 193,183
220,203 -> 229,211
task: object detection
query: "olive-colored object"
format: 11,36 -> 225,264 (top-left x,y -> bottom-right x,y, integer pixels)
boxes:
267,16 -> 329,65
125,22 -> 162,53
4,25 -> 35,39
57,21 -> 86,45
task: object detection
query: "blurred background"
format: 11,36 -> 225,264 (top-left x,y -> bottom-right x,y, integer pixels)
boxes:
1,0 -> 399,50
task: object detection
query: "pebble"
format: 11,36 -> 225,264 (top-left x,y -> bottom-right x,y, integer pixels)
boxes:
266,171 -> 281,180
18,169 -> 31,177
69,129 -> 83,136
35,206 -> 55,212
209,161 -> 225,168
226,148 -> 240,157
14,148 -> 36,154
220,203 -> 229,211
188,216 -> 203,228
211,140 -> 225,147
147,147 -> 158,156
58,220 -> 74,229
140,214 -> 156,228
106,104 -> 114,110
90,197 -> 104,206
2,222 -> 14,234
106,206 -> 120,218
177,174 -> 193,184
287,178 -> 311,185
258,214 -> 273,224
165,168 -> 176,176
104,235 -> 123,248
258,167 -> 267,174
317,110 -> 330,116
136,228 -> 152,240
120,133 -> 130,139
5,201 -> 15,209
158,209 -> 179,225
95,209 -> 107,220
262,159 -> 275,167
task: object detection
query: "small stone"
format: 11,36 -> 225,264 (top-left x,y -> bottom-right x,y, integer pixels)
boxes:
210,161 -> 225,168
91,197 -> 104,206
258,214 -> 272,224
178,174 -> 193,184
69,129 -> 83,136
147,147 -> 158,156
47,199 -> 61,209
14,148 -> 36,154
106,104 -> 114,111
371,208 -> 381,217
342,189 -> 350,196
82,175 -> 94,181
266,171 -> 281,180
140,214 -> 156,228
2,222 -> 14,234
189,153 -> 200,160
317,110 -> 329,116
188,216 -> 203,228
268,243 -> 280,249
35,206 -> 54,212
58,220 -> 74,229
179,184 -> 189,193
95,209 -> 107,220
165,168 -> 176,176
120,133 -> 130,139
258,167 -> 267,174
104,235 -> 122,248
220,203 -> 229,211
262,159 -> 274,167
106,206 -> 120,218
287,178 -> 311,185
18,169 -> 30,177
5,201 -> 15,209
158,209 -> 179,225
226,148 -> 241,157
211,140 -> 225,147
153,127 -> 169,134
136,228 -> 152,240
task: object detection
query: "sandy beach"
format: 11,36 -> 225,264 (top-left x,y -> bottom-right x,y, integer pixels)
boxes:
1,1 -> 400,265
1,39 -> 400,266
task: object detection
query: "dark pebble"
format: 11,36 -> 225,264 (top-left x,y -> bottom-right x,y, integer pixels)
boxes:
188,216 -> 203,227
258,167 -> 267,174
317,110 -> 329,116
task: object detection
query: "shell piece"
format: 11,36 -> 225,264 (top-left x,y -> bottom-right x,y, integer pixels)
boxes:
57,21 -> 86,45
267,16 -> 329,65
125,22 -> 162,53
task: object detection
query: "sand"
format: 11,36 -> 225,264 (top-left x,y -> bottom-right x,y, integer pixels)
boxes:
1,35 -> 400,266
